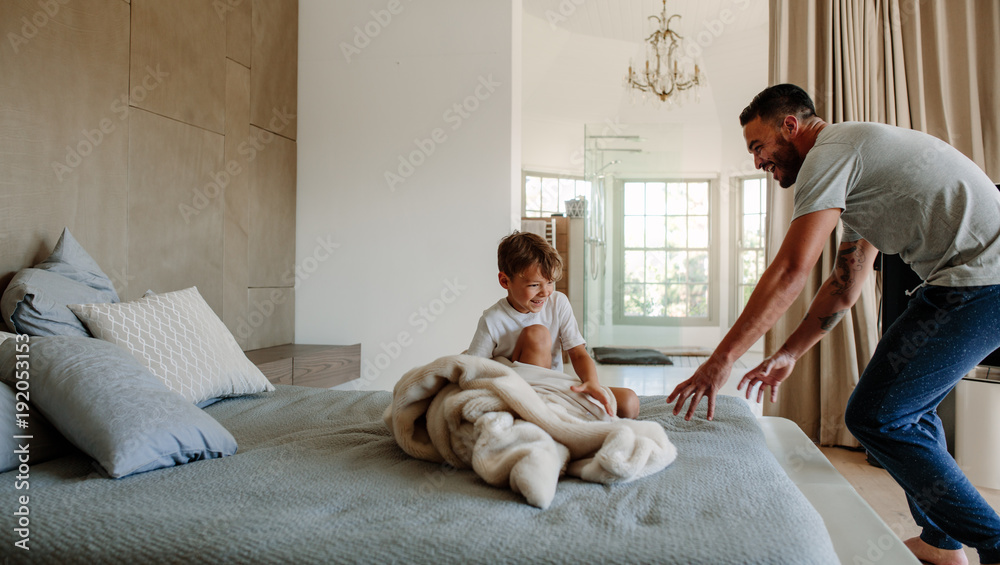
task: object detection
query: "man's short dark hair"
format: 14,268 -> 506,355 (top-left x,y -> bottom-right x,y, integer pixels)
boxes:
739,83 -> 817,127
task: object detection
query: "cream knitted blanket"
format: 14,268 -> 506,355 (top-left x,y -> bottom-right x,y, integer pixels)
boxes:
383,355 -> 677,508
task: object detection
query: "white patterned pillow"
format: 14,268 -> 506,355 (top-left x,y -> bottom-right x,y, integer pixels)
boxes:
69,287 -> 274,404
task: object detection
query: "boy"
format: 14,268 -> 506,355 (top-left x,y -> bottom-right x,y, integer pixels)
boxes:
467,231 -> 640,419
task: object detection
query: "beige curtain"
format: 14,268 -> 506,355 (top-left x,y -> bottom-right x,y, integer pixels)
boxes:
764,0 -> 1000,446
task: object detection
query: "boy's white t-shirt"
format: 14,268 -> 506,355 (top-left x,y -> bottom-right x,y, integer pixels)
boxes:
466,291 -> 585,373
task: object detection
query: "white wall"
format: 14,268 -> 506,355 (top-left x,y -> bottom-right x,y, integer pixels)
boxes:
297,0 -> 520,390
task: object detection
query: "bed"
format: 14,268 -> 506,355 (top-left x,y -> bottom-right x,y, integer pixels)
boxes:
2,382 -> 842,564
0,229 -> 918,564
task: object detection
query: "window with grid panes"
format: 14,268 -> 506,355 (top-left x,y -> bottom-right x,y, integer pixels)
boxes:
615,180 -> 712,324
734,176 -> 767,320
523,173 -> 591,217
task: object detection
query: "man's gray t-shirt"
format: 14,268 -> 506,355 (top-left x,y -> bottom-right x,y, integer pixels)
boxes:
792,122 -> 1000,286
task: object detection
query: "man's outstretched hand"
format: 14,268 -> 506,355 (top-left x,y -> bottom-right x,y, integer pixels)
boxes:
738,348 -> 797,404
666,356 -> 732,421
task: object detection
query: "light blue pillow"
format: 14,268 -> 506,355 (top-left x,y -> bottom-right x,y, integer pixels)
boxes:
0,380 -> 71,473
0,336 -> 237,478
1,228 -> 119,336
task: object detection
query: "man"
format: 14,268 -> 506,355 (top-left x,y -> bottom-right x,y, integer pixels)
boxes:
667,83 -> 1000,565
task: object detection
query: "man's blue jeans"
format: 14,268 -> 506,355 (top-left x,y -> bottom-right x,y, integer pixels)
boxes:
845,284 -> 1000,561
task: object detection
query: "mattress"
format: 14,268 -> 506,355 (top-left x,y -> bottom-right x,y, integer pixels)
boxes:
760,417 -> 921,564
0,386 -> 838,564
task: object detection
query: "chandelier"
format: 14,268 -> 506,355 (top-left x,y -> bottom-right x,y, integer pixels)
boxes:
625,0 -> 702,103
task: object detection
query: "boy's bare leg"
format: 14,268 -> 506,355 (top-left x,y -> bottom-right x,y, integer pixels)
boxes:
610,387 -> 639,419
510,325 -> 552,369
512,326 -> 637,418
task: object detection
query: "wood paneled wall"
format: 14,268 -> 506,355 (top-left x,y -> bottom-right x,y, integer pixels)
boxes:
0,0 -> 297,350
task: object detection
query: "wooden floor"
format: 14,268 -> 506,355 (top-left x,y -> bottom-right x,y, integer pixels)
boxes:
821,445 -> 1000,565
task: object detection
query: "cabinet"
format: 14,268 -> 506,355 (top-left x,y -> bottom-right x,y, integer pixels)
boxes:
955,371 -> 1000,489
246,343 -> 361,388
519,215 -> 586,342
521,216 -> 584,316
553,216 -> 570,295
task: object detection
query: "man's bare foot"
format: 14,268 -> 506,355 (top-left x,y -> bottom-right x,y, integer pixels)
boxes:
904,537 -> 968,565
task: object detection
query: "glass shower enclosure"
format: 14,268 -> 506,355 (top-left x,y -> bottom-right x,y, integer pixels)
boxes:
582,124 -> 643,348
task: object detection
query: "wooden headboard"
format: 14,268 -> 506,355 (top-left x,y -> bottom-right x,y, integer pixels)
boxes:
0,0 -> 298,351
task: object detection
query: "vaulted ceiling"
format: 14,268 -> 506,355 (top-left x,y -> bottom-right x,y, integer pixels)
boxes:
521,0 -> 770,173
522,0 -> 768,45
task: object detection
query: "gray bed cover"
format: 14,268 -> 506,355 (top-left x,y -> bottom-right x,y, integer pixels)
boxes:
0,386 -> 838,564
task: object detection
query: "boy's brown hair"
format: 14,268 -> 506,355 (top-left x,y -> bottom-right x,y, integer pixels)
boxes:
497,231 -> 563,281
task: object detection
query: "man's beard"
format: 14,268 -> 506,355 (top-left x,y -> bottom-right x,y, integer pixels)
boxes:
772,139 -> 803,188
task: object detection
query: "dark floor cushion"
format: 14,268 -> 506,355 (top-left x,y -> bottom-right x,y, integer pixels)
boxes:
592,347 -> 673,365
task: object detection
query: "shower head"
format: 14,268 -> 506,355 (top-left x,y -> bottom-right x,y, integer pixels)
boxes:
597,160 -> 621,173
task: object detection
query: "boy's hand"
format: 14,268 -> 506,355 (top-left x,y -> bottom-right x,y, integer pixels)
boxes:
571,381 -> 614,417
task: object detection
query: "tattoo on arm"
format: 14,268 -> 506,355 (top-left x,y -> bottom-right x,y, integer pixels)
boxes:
831,244 -> 865,296
818,309 -> 848,332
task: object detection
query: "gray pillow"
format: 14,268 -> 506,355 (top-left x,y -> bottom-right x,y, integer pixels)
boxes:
0,336 -> 238,478
1,228 -> 119,336
0,380 -> 71,473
